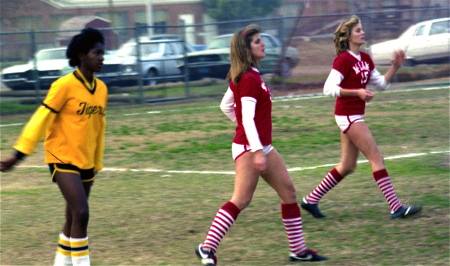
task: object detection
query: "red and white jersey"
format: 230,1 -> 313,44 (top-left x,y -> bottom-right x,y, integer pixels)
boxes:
333,51 -> 375,115
230,68 -> 272,146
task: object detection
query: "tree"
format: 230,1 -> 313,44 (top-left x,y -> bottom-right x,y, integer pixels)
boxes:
203,0 -> 283,21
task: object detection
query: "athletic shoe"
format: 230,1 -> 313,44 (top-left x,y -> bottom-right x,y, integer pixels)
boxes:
391,205 -> 422,219
195,244 -> 217,266
290,249 -> 328,262
301,198 -> 327,218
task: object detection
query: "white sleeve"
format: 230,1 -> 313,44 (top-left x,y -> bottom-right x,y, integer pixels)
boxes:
368,68 -> 390,90
241,96 -> 263,151
323,69 -> 343,97
220,87 -> 236,123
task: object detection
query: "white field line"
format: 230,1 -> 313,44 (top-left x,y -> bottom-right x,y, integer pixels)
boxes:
1,85 -> 447,127
15,150 -> 449,175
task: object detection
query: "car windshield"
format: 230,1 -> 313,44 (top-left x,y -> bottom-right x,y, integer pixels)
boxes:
208,36 -> 231,49
36,49 -> 66,61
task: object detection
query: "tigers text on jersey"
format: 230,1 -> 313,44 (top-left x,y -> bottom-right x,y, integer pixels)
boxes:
14,68 -> 107,171
333,51 -> 375,115
230,68 -> 272,146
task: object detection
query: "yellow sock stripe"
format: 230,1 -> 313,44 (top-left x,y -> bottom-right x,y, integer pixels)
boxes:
58,237 -> 71,247
57,247 -> 71,256
71,250 -> 90,257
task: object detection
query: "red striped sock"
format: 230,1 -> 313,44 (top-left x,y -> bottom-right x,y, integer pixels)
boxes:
202,201 -> 240,253
306,168 -> 343,204
373,169 -> 402,212
281,203 -> 307,255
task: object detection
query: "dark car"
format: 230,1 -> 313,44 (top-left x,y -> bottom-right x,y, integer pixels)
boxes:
179,33 -> 300,81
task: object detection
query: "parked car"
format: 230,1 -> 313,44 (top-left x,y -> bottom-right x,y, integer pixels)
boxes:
178,33 -> 300,81
369,17 -> 450,66
1,47 -> 123,90
107,39 -> 194,86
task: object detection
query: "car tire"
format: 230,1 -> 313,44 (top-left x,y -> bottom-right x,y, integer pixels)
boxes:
144,69 -> 158,86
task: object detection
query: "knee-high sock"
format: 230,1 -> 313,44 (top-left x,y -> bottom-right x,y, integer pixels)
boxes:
202,201 -> 240,253
54,233 -> 72,266
373,169 -> 402,212
282,203 -> 307,255
305,168 -> 344,204
70,237 -> 90,266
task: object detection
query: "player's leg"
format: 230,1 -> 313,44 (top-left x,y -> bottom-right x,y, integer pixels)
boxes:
55,171 -> 92,266
197,151 -> 259,265
260,148 -> 327,262
345,122 -> 420,217
301,130 -> 358,218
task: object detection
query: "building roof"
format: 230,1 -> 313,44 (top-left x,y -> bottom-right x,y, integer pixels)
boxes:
41,0 -> 201,9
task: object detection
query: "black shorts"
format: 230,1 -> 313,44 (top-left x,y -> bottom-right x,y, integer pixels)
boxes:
49,163 -> 96,183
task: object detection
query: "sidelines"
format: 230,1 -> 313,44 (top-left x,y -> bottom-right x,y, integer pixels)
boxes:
15,150 -> 449,175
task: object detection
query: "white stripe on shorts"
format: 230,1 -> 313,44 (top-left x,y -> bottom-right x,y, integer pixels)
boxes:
335,115 -> 364,133
232,143 -> 274,161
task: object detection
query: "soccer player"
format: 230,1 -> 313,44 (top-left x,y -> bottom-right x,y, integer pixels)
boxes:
300,15 -> 422,219
0,28 -> 107,266
195,24 -> 327,266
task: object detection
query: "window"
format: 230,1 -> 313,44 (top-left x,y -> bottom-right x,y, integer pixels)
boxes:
429,20 -> 450,35
414,25 -> 425,37
262,36 -> 276,49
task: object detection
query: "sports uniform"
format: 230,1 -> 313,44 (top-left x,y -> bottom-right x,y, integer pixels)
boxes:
13,68 -> 107,181
220,67 -> 272,160
323,50 -> 388,132
301,50 -> 421,219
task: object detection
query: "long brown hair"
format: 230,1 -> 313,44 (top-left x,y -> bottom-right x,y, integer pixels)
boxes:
227,24 -> 261,84
334,15 -> 360,55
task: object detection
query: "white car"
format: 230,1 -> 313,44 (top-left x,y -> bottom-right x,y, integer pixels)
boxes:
1,47 -> 123,90
369,17 -> 450,66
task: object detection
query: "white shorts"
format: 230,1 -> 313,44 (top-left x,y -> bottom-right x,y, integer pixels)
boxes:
335,115 -> 364,133
232,143 -> 274,161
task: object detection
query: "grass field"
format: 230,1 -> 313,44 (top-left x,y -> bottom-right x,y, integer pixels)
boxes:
0,83 -> 449,265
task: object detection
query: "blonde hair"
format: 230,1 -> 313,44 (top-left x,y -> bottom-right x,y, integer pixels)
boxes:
334,15 -> 361,55
227,24 -> 261,85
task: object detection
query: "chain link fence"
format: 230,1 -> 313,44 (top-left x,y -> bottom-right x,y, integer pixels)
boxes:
1,7 -> 448,110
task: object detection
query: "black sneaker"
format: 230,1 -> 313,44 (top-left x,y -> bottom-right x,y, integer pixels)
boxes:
195,244 -> 217,266
290,249 -> 328,262
301,198 -> 327,218
391,205 -> 422,219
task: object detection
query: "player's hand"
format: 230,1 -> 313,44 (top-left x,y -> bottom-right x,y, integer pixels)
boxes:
253,150 -> 267,173
357,89 -> 374,102
0,156 -> 19,172
392,50 -> 406,69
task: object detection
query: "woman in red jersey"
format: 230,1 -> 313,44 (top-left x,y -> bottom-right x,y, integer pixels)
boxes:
194,24 -> 327,266
1,28 -> 107,266
300,15 -> 421,219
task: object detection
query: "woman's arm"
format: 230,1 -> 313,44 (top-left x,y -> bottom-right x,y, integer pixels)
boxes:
324,69 -> 374,101
220,87 -> 236,123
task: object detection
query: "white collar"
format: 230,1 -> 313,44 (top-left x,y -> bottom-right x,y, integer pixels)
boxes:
347,50 -> 361,61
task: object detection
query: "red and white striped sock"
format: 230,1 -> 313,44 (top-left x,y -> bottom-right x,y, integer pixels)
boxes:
305,168 -> 344,204
202,201 -> 240,253
282,203 -> 307,255
373,169 -> 402,212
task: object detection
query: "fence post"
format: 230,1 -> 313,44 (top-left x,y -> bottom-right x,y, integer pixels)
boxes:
30,30 -> 41,103
279,18 -> 286,90
135,25 -> 144,103
181,20 -> 190,98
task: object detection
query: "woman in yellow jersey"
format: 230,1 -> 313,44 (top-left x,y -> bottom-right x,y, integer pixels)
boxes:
1,28 -> 107,266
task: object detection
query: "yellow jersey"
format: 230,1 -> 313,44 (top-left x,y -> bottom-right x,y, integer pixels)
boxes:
13,68 -> 107,172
